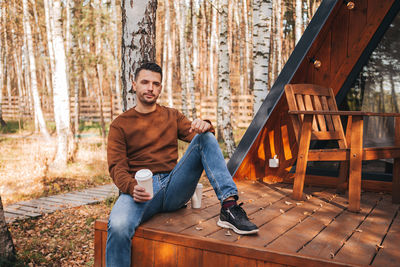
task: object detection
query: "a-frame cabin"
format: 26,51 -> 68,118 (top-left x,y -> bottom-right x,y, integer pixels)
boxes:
95,1 -> 400,266
229,0 -> 400,193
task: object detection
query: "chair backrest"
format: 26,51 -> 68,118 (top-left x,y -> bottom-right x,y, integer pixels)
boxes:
284,84 -> 347,148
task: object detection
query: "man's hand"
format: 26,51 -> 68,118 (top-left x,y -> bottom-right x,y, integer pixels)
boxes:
133,185 -> 152,202
190,118 -> 211,134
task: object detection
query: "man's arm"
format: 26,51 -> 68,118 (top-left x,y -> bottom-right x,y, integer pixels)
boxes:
107,123 -> 137,196
177,111 -> 215,142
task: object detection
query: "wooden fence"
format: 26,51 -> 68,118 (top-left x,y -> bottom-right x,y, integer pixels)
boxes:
1,94 -> 254,128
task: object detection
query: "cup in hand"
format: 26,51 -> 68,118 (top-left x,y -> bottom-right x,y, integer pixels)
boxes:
191,183 -> 203,209
135,169 -> 153,198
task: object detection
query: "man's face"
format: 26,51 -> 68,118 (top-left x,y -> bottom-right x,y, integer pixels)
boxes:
133,70 -> 162,106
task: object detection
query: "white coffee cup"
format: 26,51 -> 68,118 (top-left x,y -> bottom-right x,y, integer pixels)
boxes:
135,169 -> 153,198
191,183 -> 203,209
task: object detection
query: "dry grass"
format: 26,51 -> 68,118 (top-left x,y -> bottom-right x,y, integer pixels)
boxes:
9,202 -> 112,266
0,135 -> 110,206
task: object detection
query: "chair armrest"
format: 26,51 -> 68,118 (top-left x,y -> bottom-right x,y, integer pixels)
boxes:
288,110 -> 400,117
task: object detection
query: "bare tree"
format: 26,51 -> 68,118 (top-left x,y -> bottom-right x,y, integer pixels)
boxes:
121,0 -> 157,111
50,0 -> 72,169
295,0 -> 303,44
0,2 -> 5,127
23,0 -> 50,138
111,0 -> 122,112
162,0 -> 173,107
0,196 -> 15,262
252,0 -> 272,114
217,0 -> 236,157
174,1 -> 189,117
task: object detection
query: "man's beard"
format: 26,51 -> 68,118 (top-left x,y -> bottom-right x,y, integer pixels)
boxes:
137,93 -> 157,105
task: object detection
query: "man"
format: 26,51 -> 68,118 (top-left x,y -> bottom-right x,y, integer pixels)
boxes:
106,62 -> 258,266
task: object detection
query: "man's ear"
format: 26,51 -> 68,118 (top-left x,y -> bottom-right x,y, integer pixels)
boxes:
132,80 -> 136,93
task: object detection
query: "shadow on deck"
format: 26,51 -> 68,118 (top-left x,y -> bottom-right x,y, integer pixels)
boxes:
94,180 -> 400,266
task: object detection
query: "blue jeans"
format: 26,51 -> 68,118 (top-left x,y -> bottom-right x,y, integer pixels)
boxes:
106,132 -> 238,267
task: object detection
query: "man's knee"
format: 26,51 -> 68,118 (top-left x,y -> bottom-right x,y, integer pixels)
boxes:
108,216 -> 135,238
198,132 -> 217,144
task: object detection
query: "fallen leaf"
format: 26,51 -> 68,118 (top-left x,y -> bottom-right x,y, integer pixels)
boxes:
306,195 -> 311,200
195,227 -> 203,231
296,202 -> 303,206
225,230 -> 232,236
285,201 -> 292,205
355,229 -> 363,233
376,244 -> 384,250
330,252 -> 335,259
280,209 -> 285,214
303,211 -> 310,215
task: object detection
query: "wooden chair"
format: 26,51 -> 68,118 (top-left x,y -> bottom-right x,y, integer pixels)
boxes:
284,84 -> 400,212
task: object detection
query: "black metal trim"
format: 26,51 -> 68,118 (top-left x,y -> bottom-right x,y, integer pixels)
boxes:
336,0 -> 400,105
227,0 -> 339,176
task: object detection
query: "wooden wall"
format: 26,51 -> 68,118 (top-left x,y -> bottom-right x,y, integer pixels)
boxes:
233,0 -> 396,186
94,219 -> 350,267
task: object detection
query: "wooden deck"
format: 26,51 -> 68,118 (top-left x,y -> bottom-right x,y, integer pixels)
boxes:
94,180 -> 400,266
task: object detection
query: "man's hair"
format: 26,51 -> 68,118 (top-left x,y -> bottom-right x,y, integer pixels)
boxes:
134,62 -> 163,81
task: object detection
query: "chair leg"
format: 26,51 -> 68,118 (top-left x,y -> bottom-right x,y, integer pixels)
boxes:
348,116 -> 363,213
393,158 -> 400,204
293,115 -> 313,200
336,161 -> 349,194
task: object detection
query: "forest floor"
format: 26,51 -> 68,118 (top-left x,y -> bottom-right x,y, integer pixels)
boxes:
1,120 -> 245,266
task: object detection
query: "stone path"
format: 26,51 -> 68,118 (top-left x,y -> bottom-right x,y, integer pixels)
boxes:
4,184 -> 119,223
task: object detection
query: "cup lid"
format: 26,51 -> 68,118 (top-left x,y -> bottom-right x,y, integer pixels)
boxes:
135,169 -> 153,180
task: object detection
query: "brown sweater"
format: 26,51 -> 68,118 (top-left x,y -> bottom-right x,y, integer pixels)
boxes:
107,104 -> 214,196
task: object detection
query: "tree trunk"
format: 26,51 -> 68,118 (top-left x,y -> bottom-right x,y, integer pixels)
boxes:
218,0 -> 236,158
23,0 -> 50,138
174,1 -> 189,117
295,0 -> 302,45
276,0 -> 282,74
111,0 -> 122,113
162,0 -> 173,107
43,0 -> 55,91
51,0 -> 71,169
0,3 -> 5,127
252,0 -> 272,114
209,2 -> 218,96
121,0 -> 157,111
93,0 -> 107,145
187,2 -> 197,119
0,196 -> 15,261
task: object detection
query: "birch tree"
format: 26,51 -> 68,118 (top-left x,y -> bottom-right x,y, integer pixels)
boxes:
93,0 -> 107,143
252,0 -> 272,114
217,0 -> 236,157
111,0 -> 122,112
209,1 -> 218,96
275,0 -> 283,74
174,1 -> 189,117
295,0 -> 302,45
51,0 -> 71,169
0,196 -> 15,262
162,0 -> 173,107
0,2 -> 5,127
121,0 -> 157,111
187,1 -> 196,119
23,0 -> 50,138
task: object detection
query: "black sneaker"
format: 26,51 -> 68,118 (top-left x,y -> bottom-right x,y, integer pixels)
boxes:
217,203 -> 259,235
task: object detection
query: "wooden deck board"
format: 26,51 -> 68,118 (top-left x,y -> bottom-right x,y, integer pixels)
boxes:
299,192 -> 380,260
334,196 -> 399,265
372,208 -> 400,266
95,181 -> 400,266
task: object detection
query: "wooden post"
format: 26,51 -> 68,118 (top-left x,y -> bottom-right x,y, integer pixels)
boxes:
392,116 -> 400,203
